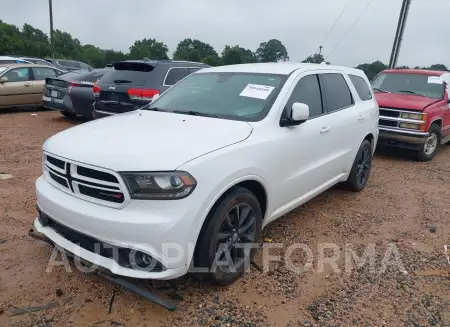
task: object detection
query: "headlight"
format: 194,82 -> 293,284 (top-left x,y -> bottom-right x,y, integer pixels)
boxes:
400,112 -> 425,120
121,171 -> 196,200
399,122 -> 420,130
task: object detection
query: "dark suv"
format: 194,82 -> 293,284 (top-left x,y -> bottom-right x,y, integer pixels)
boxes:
92,60 -> 209,118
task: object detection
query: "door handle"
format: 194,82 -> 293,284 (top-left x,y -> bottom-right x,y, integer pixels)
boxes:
24,83 -> 32,87
320,126 -> 331,133
357,115 -> 364,121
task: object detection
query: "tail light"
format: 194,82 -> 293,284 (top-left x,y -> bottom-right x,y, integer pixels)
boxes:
67,82 -> 80,95
93,84 -> 101,97
128,88 -> 159,101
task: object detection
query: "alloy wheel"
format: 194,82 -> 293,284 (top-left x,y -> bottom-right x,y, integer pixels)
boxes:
356,146 -> 371,186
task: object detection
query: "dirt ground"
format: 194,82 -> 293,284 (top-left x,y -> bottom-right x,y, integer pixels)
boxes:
0,110 -> 449,327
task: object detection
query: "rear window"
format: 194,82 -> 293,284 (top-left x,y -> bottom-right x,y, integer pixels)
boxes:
321,73 -> 354,111
349,75 -> 372,101
60,70 -> 105,83
164,67 -> 189,86
99,62 -> 154,87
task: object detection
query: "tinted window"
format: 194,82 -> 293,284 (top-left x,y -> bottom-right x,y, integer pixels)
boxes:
61,70 -> 106,83
32,67 -> 58,80
144,72 -> 286,122
164,67 -> 189,86
0,60 -> 18,64
188,67 -> 202,74
79,62 -> 92,70
321,73 -> 353,111
67,61 -> 81,69
349,75 -> 372,101
371,73 -> 444,99
4,67 -> 30,82
99,62 -> 154,87
57,60 -> 68,67
286,74 -> 323,118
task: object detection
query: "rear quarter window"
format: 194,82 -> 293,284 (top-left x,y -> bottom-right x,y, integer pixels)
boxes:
99,62 -> 154,87
349,74 -> 372,101
163,67 -> 189,86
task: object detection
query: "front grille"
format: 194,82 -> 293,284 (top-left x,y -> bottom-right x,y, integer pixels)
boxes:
379,119 -> 398,127
44,153 -> 127,207
78,184 -> 124,203
47,156 -> 65,169
46,216 -> 164,272
379,108 -> 400,118
77,166 -> 118,183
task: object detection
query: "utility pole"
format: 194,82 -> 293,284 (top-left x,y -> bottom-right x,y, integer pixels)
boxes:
319,46 -> 323,56
389,0 -> 411,69
48,0 -> 54,57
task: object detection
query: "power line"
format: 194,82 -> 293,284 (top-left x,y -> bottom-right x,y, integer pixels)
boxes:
326,0 -> 376,59
317,0 -> 354,52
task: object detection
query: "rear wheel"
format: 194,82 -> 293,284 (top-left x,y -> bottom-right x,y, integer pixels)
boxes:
345,140 -> 373,192
61,111 -> 76,118
416,124 -> 440,162
194,187 -> 262,285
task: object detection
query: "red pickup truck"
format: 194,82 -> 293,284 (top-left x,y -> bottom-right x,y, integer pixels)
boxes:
372,69 -> 450,161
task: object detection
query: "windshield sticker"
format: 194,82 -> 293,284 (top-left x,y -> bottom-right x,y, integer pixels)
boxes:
240,84 -> 275,100
0,67 -> 7,74
428,76 -> 442,84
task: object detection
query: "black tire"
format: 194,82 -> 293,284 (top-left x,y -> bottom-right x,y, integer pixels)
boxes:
345,140 -> 373,192
416,124 -> 440,162
61,111 -> 76,118
194,187 -> 262,285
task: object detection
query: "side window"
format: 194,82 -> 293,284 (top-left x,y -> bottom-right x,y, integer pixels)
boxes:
32,67 -> 58,80
164,67 -> 189,86
286,74 -> 323,118
68,61 -> 81,69
188,67 -> 201,74
320,73 -> 354,112
349,74 -> 372,101
4,67 -> 30,82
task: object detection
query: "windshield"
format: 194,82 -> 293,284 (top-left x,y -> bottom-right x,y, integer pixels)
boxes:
143,72 -> 286,121
371,73 -> 444,99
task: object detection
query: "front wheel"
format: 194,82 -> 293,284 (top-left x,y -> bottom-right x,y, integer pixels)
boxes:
416,124 -> 440,162
345,140 -> 373,192
194,187 -> 262,285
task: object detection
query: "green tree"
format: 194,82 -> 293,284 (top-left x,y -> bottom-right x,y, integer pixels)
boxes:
255,39 -> 288,62
302,54 -> 325,64
128,38 -> 169,60
173,38 -> 218,62
356,61 -> 387,81
53,29 -> 82,59
425,64 -> 448,71
221,45 -> 256,65
104,49 -> 128,66
201,54 -> 222,66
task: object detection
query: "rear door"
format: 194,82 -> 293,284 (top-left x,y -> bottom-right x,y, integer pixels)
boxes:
31,67 -> 61,103
0,67 -> 34,106
318,71 -> 358,176
96,61 -> 156,114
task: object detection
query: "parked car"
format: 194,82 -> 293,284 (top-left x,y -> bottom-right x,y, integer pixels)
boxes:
92,60 -> 209,118
42,69 -> 109,119
17,56 -> 59,68
0,63 -> 64,110
33,63 -> 378,285
0,55 -> 32,65
44,59 -> 93,72
372,69 -> 450,161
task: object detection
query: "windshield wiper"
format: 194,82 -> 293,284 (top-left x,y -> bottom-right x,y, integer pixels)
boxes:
113,79 -> 132,84
172,110 -> 218,118
397,90 -> 429,97
372,87 -> 390,93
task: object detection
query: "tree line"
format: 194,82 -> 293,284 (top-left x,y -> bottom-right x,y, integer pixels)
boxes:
0,20 -> 447,81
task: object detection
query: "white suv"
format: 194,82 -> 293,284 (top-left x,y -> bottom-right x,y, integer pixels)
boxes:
34,63 -> 379,285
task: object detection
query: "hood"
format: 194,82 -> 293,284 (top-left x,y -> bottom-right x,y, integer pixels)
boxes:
375,92 -> 441,111
43,110 -> 253,171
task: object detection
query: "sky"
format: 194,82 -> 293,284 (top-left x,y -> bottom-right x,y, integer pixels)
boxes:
1,0 -> 449,68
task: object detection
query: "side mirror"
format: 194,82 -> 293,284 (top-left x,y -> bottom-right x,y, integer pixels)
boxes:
281,102 -> 309,127
152,93 -> 160,101
0,77 -> 8,83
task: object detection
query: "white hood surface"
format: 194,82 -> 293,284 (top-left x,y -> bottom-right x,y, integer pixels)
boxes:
44,110 -> 253,171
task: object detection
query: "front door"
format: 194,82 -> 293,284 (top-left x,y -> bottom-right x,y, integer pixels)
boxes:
441,84 -> 450,137
0,67 -> 33,107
